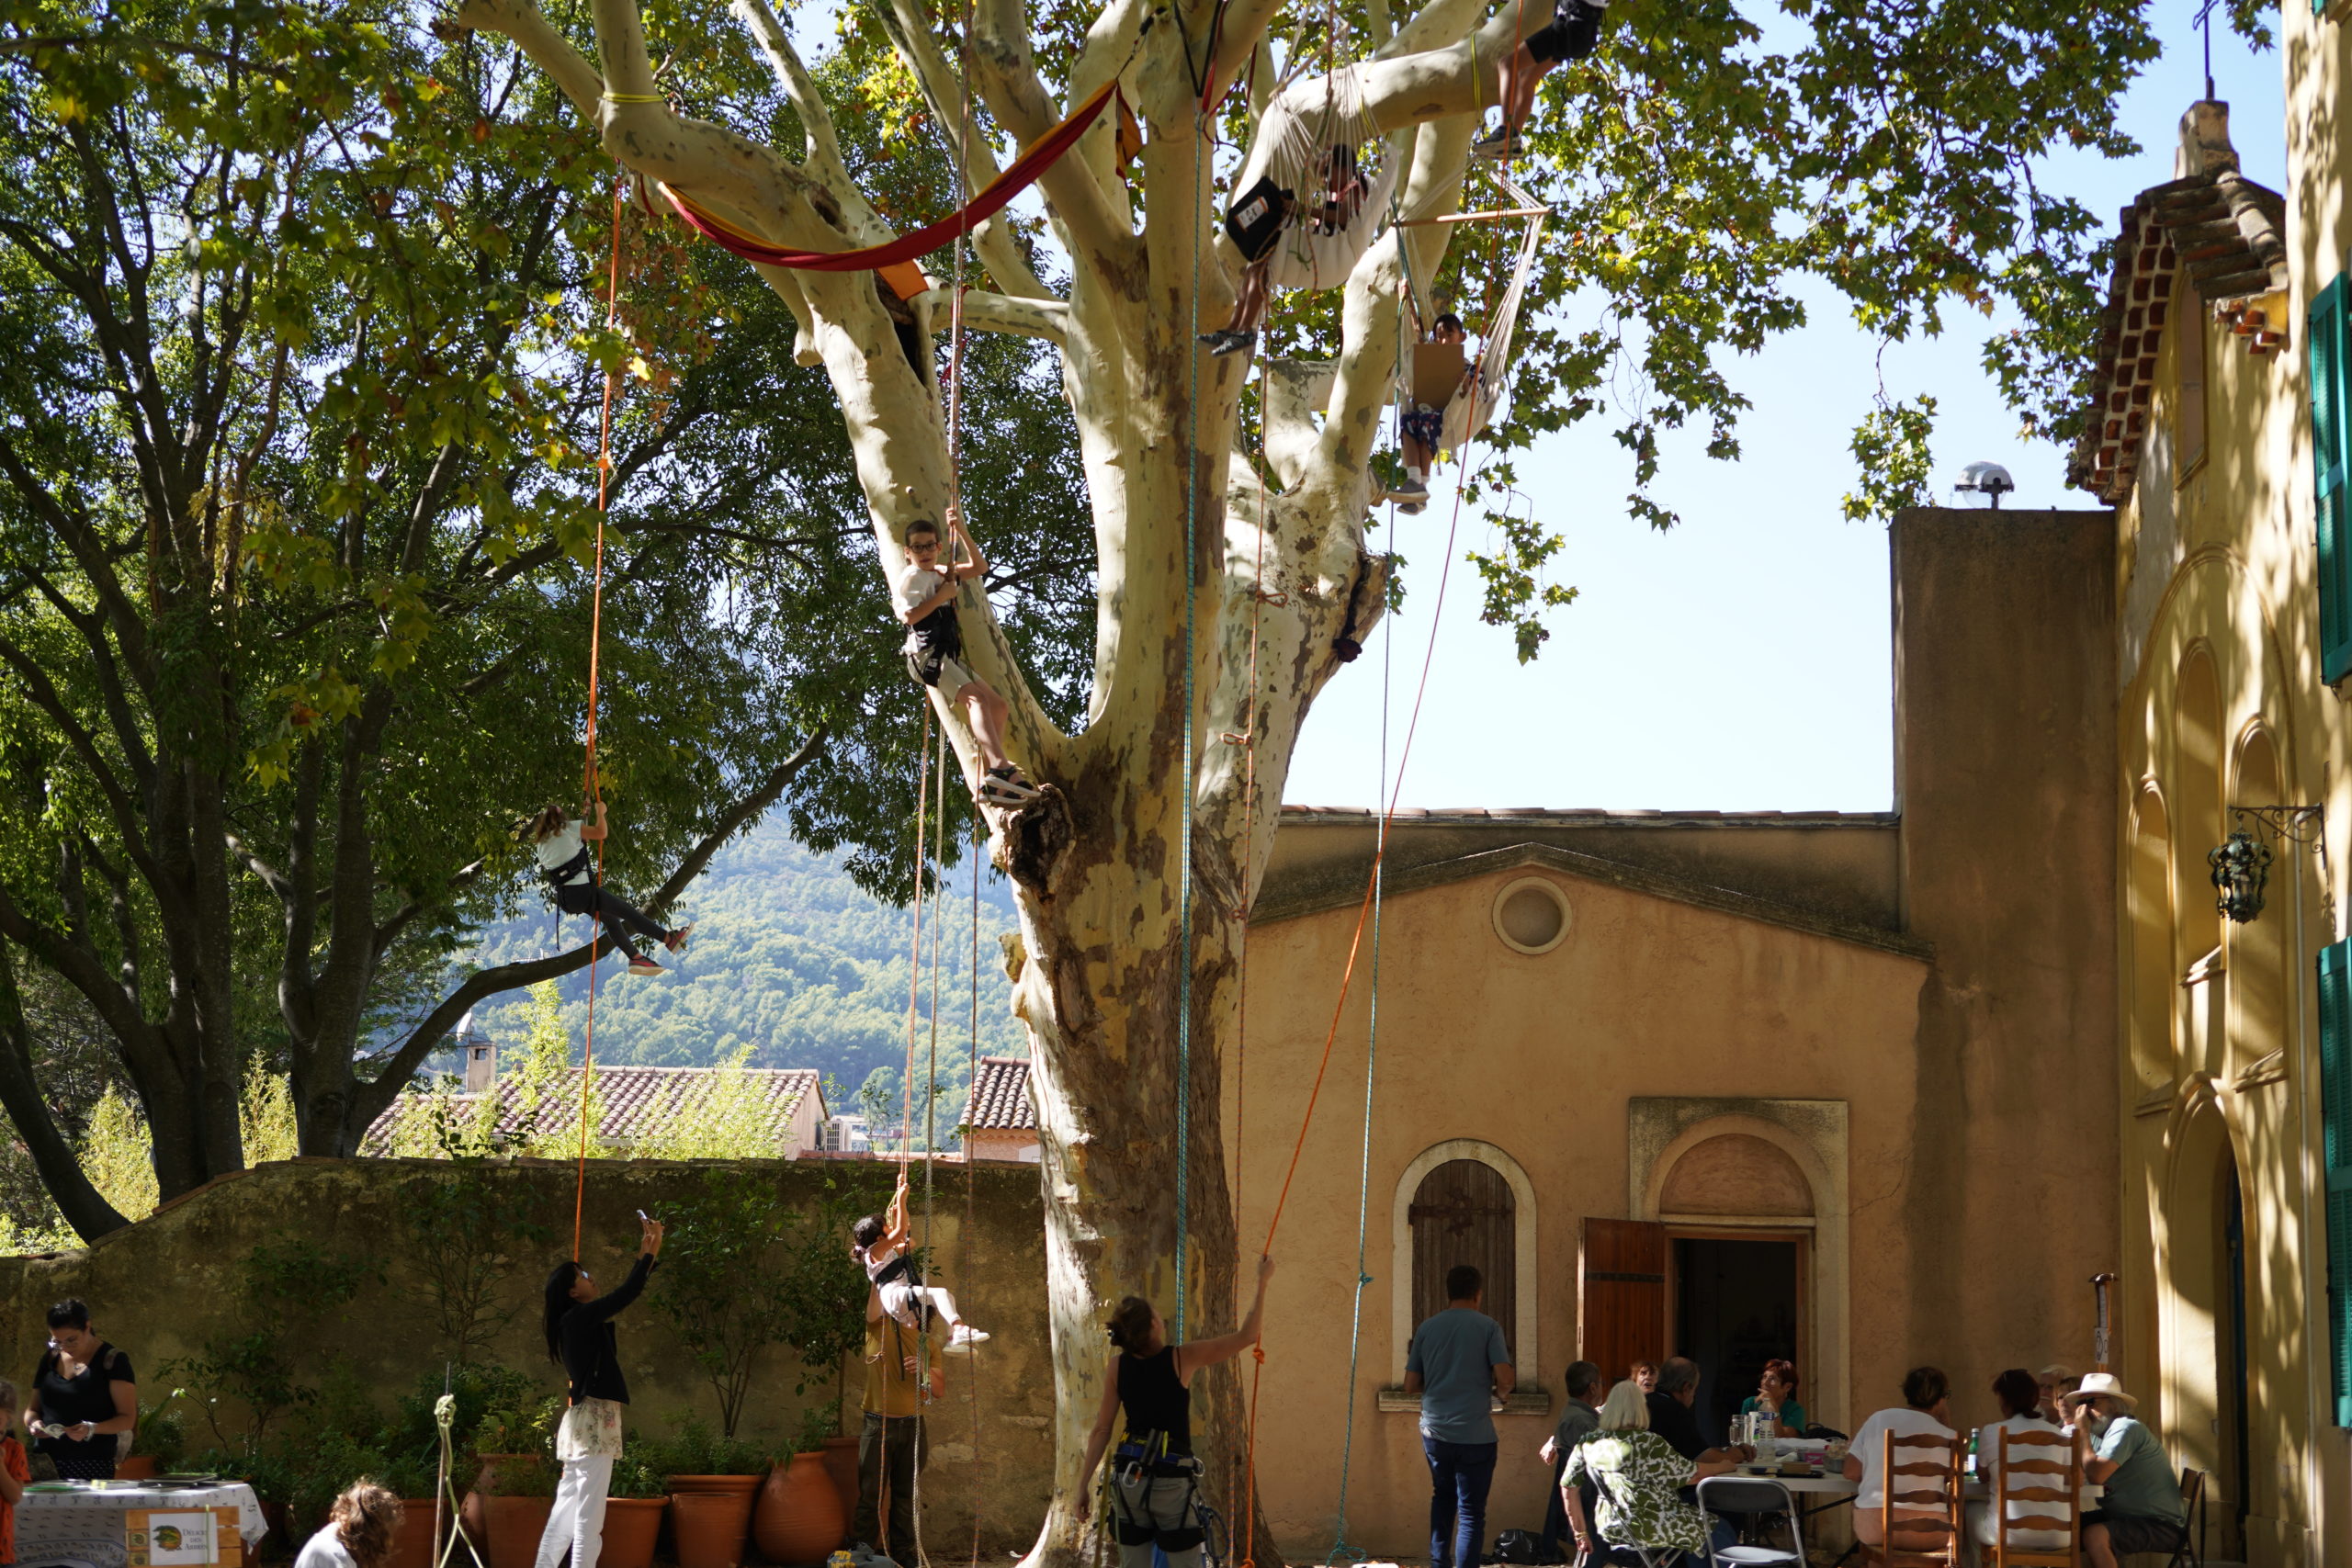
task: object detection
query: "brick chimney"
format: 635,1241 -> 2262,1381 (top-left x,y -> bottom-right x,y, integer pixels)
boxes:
465,1040 -> 496,1093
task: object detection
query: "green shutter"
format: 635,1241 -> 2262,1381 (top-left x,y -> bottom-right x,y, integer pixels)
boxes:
2320,939 -> 2352,1426
2315,276 -> 2352,681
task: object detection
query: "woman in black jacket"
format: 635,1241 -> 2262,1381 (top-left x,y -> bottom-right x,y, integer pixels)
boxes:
534,1215 -> 664,1568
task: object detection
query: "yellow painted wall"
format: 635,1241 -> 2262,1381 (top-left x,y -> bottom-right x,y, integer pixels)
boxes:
2099,13 -> 2352,1559
1229,860 -> 1961,1557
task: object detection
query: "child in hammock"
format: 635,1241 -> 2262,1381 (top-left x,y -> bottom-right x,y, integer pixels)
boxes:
893,505 -> 1043,807
1392,312 -> 1473,515
854,1172 -> 991,1354
519,802 -> 692,976
1198,146 -> 1368,358
1473,0 -> 1612,160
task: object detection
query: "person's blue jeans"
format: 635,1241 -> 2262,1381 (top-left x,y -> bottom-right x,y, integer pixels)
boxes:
1424,1436 -> 1499,1568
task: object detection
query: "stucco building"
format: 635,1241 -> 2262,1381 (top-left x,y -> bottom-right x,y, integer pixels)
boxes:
2052,9 -> 2352,1559
1232,508 -> 2122,1557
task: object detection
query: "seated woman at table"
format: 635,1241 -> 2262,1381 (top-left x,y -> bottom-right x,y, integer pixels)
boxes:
296,1482 -> 404,1568
1737,1359 -> 1807,1438
1844,1366 -> 1957,1550
0,1378 -> 28,1566
21,1300 -> 135,1481
1967,1368 -> 2067,1553
1563,1379 -> 1748,1564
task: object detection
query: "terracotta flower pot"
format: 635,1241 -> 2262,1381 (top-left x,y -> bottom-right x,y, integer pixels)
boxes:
668,1487 -> 757,1568
461,1455 -> 535,1554
818,1438 -> 860,1528
663,1473 -> 764,1496
598,1496 -> 667,1568
753,1454 -> 845,1566
484,1495 -> 555,1568
117,1457 -> 159,1481
387,1502 -> 439,1568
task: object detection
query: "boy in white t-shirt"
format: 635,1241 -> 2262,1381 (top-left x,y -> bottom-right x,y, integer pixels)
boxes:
1844,1365 -> 1957,1550
892,507 -> 1040,807
853,1171 -> 989,1354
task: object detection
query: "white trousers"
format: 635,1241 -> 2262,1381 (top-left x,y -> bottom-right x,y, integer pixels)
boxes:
533,1455 -> 614,1568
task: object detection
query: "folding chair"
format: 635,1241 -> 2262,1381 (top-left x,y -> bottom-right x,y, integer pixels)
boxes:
1860,1429 -> 1962,1568
2163,1469 -> 2205,1568
1988,1427 -> 2079,1568
1696,1475 -> 1803,1568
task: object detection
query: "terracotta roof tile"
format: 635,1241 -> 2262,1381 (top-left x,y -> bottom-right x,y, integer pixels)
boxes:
363,1065 -> 822,1153
962,1056 -> 1035,1132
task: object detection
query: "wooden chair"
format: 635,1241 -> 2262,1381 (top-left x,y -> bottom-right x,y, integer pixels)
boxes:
1860,1429 -> 1963,1568
1988,1427 -> 2080,1568
2163,1468 -> 2205,1568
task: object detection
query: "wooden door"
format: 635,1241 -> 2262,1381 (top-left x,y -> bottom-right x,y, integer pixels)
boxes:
1580,1216 -> 1668,1384
1410,1158 -> 1517,1348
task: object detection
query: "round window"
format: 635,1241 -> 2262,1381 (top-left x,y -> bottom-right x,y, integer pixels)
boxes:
1491,876 -> 1572,955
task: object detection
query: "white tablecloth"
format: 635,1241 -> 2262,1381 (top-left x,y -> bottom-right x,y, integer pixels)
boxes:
17,1483 -> 268,1568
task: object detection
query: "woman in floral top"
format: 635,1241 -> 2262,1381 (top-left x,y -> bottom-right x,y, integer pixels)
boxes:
1563,1380 -> 1744,1562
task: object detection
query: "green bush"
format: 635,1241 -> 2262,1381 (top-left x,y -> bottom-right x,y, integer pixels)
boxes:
484,1453 -> 558,1498
608,1458 -> 670,1500
386,1365 -> 547,1472
630,1416 -> 769,1478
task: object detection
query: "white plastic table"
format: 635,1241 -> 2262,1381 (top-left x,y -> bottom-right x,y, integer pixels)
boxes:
17,1482 -> 269,1568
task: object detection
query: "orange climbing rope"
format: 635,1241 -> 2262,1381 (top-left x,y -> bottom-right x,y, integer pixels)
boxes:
571,176 -> 628,1260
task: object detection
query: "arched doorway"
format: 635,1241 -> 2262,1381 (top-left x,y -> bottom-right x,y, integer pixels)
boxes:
1658,1133 -> 1815,1447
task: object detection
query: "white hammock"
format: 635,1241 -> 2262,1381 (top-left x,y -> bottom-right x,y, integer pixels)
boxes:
1234,63 -> 1396,292
1433,177 -> 1548,453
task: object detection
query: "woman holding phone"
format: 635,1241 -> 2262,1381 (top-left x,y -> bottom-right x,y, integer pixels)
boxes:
535,1214 -> 664,1568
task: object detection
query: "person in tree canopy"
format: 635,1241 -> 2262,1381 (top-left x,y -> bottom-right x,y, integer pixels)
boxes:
1394,312 -> 1471,514
520,803 -> 692,976
1472,0 -> 1612,161
1198,145 -> 1368,358
892,506 -> 1042,807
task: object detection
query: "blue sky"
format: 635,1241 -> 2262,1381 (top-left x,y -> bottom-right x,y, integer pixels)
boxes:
1283,8 -> 2290,811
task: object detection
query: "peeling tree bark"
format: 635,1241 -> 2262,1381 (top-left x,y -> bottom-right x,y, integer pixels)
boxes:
451,0 -> 1503,1554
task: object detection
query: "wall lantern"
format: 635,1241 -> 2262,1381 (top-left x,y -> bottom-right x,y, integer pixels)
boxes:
2209,828 -> 2273,923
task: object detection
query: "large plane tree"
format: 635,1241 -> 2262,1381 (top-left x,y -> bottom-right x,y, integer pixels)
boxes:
450,0 -> 2178,1550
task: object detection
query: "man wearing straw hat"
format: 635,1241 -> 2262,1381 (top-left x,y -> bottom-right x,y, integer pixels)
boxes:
2065,1373 -> 2186,1568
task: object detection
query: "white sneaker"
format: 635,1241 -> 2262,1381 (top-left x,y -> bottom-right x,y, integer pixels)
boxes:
943,1323 -> 991,1355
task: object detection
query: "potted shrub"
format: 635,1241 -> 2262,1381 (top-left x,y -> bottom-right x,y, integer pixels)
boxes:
599,1460 -> 669,1568
465,1397 -> 562,1563
480,1452 -> 557,1568
639,1418 -> 765,1568
377,1455 -> 443,1568
754,1410 -> 847,1567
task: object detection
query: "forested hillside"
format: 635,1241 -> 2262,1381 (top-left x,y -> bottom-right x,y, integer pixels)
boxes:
466,821 -> 1027,1130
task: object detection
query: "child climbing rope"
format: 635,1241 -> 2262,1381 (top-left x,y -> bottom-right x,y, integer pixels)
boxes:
520,804 -> 692,976
1199,144 -> 1368,357
853,1171 -> 991,1354
1073,1257 -> 1277,1566
892,507 -> 1042,807
1394,312 -> 1472,515
1473,0 -> 1612,160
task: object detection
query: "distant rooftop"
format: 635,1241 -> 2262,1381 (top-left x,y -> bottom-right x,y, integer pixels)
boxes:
365,1063 -> 823,1153
962,1056 -> 1036,1132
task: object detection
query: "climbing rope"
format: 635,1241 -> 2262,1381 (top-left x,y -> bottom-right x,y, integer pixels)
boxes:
571,175 -> 628,1261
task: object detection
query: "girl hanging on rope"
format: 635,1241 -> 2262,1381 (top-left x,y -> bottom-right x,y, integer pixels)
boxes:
536,1214 -> 665,1568
853,1171 -> 992,1354
892,506 -> 1042,807
1471,0 -> 1612,160
521,804 -> 693,976
1073,1255 -> 1277,1568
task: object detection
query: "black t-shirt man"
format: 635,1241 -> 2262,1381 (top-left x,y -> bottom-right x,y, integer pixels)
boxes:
1646,1388 -> 1708,1461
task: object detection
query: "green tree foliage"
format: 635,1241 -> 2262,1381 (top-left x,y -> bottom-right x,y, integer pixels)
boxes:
465,823 -> 1026,1140
0,0 -> 1089,1235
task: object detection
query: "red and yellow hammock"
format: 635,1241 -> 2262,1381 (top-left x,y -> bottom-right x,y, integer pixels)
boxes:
660,78 -> 1121,288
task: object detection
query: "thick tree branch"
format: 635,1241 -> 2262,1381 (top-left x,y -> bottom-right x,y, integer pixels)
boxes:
937,290 -> 1069,344
0,948 -> 132,1243
338,725 -> 831,1142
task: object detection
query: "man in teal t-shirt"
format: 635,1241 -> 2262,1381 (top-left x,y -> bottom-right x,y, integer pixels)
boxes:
2071,1375 -> 2183,1568
1403,1264 -> 1513,1568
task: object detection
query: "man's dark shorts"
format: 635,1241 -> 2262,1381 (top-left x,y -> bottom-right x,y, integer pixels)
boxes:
2084,1511 -> 2185,1557
1224,175 -> 1291,262
1525,0 -> 1603,63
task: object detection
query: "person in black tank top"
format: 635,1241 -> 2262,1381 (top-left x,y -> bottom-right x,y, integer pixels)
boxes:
1074,1256 -> 1276,1568
24,1299 -> 136,1481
